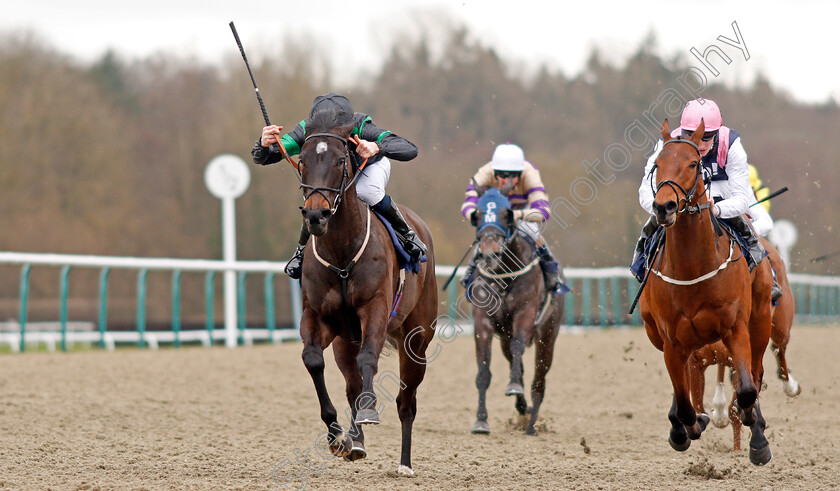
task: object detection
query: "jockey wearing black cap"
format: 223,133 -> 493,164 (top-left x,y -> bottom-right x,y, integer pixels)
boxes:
251,93 -> 426,279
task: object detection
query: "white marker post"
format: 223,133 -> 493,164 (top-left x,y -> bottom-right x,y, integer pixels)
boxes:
769,219 -> 798,269
205,154 -> 251,348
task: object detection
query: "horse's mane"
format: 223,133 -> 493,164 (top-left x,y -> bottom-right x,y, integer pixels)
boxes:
307,109 -> 353,135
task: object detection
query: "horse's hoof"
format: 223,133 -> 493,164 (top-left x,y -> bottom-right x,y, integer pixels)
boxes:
505,383 -> 524,396
355,408 -> 380,425
344,440 -> 367,461
783,379 -> 801,397
697,413 -> 710,432
711,408 -> 730,428
669,434 -> 691,452
525,427 -> 538,436
397,464 -> 415,476
749,443 -> 772,466
330,432 -> 352,458
471,421 -> 490,434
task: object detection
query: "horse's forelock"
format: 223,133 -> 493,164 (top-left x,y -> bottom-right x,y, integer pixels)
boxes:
307,109 -> 353,137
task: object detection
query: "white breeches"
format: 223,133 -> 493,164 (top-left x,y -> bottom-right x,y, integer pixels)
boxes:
516,220 -> 543,243
356,157 -> 391,206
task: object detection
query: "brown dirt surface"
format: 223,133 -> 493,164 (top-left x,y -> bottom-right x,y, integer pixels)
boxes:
0,324 -> 838,490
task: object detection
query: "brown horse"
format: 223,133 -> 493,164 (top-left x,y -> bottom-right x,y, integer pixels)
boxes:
639,119 -> 774,465
467,186 -> 563,436
297,110 -> 438,476
688,238 -> 799,451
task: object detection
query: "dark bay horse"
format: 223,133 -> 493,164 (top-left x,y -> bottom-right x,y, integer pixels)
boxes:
688,238 -> 799,451
640,119 -> 774,465
467,187 -> 563,436
297,110 -> 437,476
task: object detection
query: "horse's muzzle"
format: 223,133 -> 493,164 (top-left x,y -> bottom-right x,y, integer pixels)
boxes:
302,208 -> 332,236
653,200 -> 677,227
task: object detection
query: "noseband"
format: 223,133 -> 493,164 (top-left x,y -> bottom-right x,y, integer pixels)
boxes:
299,132 -> 362,215
649,138 -> 710,215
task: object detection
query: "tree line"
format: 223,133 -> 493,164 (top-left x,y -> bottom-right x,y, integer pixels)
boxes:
1,25 -> 837,324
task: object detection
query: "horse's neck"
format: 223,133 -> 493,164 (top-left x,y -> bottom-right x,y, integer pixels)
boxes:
314,188 -> 370,264
497,236 -> 535,272
662,209 -> 729,276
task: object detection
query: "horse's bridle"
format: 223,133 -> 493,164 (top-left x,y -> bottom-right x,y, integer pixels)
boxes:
648,137 -> 711,215
298,132 -> 364,216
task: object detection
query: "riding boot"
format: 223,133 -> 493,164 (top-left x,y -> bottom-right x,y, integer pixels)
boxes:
724,215 -> 765,271
284,225 -> 310,279
536,245 -> 569,294
373,194 -> 427,260
460,252 -> 479,289
630,216 -> 659,282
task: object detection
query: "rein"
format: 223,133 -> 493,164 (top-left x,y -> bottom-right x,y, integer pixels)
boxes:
477,257 -> 540,279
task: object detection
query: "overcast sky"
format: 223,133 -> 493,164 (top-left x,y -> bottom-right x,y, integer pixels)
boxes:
3,0 -> 838,104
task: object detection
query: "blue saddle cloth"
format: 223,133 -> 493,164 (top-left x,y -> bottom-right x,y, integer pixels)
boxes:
372,211 -> 427,274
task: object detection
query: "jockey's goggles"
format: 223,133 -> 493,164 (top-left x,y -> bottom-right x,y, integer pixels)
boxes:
682,129 -> 718,142
493,170 -> 522,179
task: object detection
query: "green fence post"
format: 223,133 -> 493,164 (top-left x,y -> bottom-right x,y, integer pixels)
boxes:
610,276 -> 622,326
581,278 -> 592,328
238,272 -> 247,345
264,272 -> 276,342
172,270 -> 182,349
98,268 -> 110,349
19,264 -> 31,353
205,272 -> 215,346
596,278 -> 607,327
627,278 -> 642,326
59,265 -> 70,352
137,269 -> 148,348
809,284 -> 818,325
564,277 -> 575,326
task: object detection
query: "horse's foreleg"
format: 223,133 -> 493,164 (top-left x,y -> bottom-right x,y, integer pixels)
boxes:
663,345 -> 708,450
748,400 -> 772,465
711,362 -> 730,428
772,340 -> 801,397
472,317 -> 493,434
332,338 -> 366,461
394,320 -> 433,476
354,300 -> 389,426
300,314 -> 348,457
499,336 -> 527,416
687,352 -> 706,416
727,390 -> 742,451
526,331 -> 557,436
722,322 -> 758,427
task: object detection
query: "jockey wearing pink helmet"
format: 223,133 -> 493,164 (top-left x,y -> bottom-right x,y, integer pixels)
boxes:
632,98 -> 778,298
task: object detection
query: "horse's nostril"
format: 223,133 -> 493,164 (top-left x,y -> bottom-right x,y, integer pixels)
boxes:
320,209 -> 332,219
665,201 -> 678,214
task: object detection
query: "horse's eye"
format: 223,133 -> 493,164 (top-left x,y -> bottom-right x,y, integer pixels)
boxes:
689,161 -> 698,169
338,158 -> 346,166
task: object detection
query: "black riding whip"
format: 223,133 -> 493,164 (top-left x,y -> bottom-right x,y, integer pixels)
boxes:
749,186 -> 788,207
441,239 -> 478,292
810,250 -> 840,263
229,21 -> 299,172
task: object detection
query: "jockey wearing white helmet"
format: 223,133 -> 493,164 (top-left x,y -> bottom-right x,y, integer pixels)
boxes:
460,143 -> 566,294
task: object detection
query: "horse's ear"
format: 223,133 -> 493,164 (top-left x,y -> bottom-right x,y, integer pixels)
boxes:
339,121 -> 355,138
660,119 -> 672,142
690,118 -> 706,145
504,208 -> 514,226
471,210 -> 483,227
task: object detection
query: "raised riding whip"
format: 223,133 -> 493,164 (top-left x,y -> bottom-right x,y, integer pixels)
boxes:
229,21 -> 299,172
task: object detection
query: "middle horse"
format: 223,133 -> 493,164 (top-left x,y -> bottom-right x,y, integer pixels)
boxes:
639,119 -> 774,465
467,186 -> 564,436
